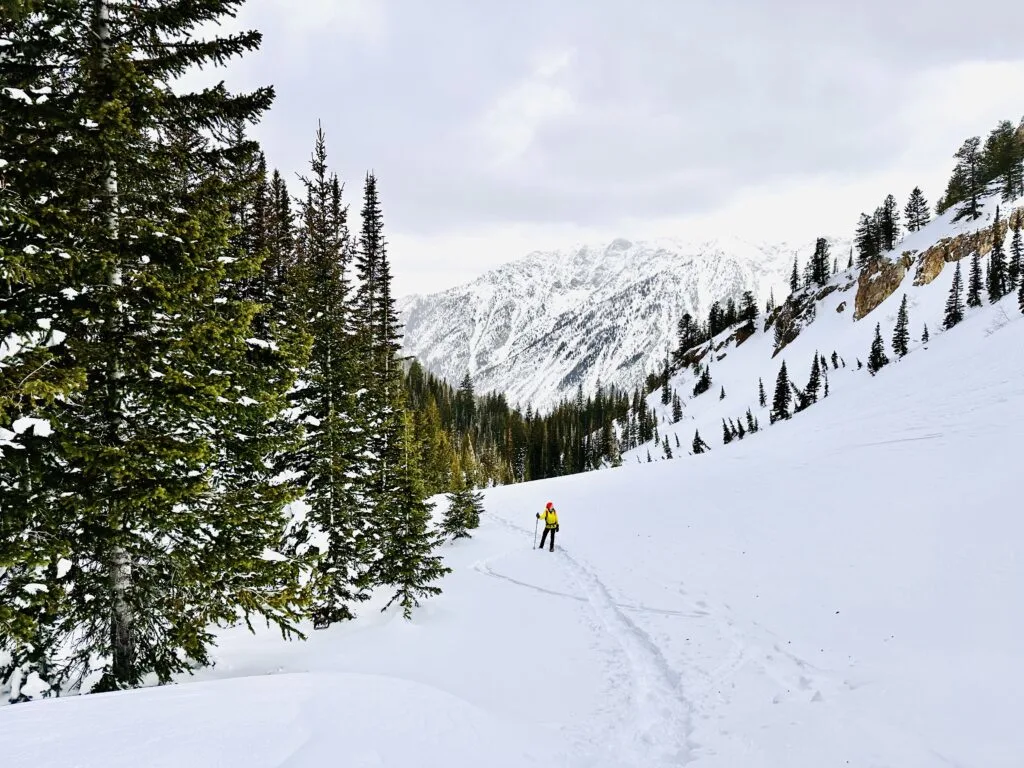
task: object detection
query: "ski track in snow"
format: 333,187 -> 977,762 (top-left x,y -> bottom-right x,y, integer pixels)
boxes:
557,549 -> 695,766
486,516 -> 695,766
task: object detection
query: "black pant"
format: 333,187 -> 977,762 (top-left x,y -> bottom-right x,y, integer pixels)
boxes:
539,527 -> 556,551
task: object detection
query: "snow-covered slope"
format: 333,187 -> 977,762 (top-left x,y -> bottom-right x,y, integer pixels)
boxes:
400,236 -> 848,411
5,269 -> 1022,765
622,193 -> 1023,466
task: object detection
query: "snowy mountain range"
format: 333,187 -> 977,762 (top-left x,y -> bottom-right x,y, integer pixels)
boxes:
399,236 -> 850,411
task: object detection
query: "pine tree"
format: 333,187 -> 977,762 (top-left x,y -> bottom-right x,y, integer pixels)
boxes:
722,419 -> 733,445
662,435 -> 673,459
692,430 -> 710,454
810,237 -> 830,287
442,471 -> 484,540
382,413 -> 450,619
1009,214 -> 1023,290
660,357 -> 671,405
1020,262 -> 1024,314
922,324 -> 930,344
758,378 -> 767,408
880,194 -> 901,251
967,252 -> 984,308
904,186 -> 930,232
745,408 -> 758,434
944,260 -> 965,329
855,213 -> 880,266
719,385 -> 726,400
740,290 -> 758,323
987,207 -> 1008,302
952,137 -> 984,221
770,362 -> 792,423
805,355 -> 821,403
0,0 -> 311,698
790,256 -> 800,293
671,391 -> 683,423
289,126 -> 371,628
892,294 -> 910,358
867,323 -> 890,374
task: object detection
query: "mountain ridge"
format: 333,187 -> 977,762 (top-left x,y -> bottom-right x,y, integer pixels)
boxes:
399,234 -> 851,411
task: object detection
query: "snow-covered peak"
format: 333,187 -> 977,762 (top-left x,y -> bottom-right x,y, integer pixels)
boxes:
399,235 -> 850,411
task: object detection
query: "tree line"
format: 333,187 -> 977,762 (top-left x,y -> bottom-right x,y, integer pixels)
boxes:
0,0 -> 452,703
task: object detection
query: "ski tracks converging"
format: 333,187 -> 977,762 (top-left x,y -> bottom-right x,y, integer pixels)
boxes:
484,514 -> 695,765
557,550 -> 695,767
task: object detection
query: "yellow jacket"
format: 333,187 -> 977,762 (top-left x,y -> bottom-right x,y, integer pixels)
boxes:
537,508 -> 558,529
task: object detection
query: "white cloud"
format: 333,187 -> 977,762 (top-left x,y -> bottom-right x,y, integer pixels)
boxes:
240,0 -> 387,45
470,48 -> 577,172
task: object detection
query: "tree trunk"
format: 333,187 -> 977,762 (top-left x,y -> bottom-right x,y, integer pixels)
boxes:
95,0 -> 133,686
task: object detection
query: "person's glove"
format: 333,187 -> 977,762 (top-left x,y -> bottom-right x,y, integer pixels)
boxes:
556,524 -> 560,532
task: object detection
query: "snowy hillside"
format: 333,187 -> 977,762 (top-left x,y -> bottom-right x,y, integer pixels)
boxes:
4,269 -> 1022,766
620,193 -> 1024,467
399,236 -> 848,411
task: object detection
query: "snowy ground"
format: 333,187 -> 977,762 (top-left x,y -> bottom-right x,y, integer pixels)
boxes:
2,293 -> 1022,766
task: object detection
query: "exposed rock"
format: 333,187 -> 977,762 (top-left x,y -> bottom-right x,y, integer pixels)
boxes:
733,321 -> 756,347
913,207 -> 1024,286
836,301 -> 847,313
768,291 -> 816,357
854,253 -> 914,321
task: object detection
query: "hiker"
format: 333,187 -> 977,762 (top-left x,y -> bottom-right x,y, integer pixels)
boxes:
537,501 -> 559,551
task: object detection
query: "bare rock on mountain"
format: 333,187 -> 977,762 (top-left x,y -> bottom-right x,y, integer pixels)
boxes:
914,209 -> 1023,286
854,254 -> 914,321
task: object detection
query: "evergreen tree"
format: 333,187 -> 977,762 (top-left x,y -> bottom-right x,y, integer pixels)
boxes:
880,194 -> 901,251
810,237 -> 831,287
892,294 -> 910,358
1009,214 -> 1023,290
692,366 -> 712,397
722,419 -> 733,445
671,391 -> 683,423
982,120 -> 1022,202
1020,260 -> 1024,314
952,137 -> 984,221
291,127 -> 371,628
770,362 -> 792,423
692,430 -> 710,454
847,248 -> 853,270
922,324 -> 930,344
944,260 -> 965,329
381,413 -> 450,619
987,207 -> 1008,302
719,385 -> 726,400
745,408 -> 758,434
662,435 -> 673,459
740,290 -> 758,323
660,357 -> 671,405
0,0 -> 308,698
867,323 -> 890,374
855,213 -> 880,267
967,252 -> 984,308
790,256 -> 799,293
904,186 -> 930,231
758,378 -> 766,408
805,355 -> 821,403
442,472 -> 484,540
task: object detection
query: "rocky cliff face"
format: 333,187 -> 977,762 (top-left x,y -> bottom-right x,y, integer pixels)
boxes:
854,254 -> 915,321
913,207 -> 1023,286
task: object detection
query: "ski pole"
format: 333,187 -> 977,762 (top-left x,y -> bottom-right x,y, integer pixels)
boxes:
533,516 -> 539,548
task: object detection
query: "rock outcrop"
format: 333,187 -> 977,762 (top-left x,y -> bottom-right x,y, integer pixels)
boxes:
854,253 -> 914,321
913,207 -> 1024,286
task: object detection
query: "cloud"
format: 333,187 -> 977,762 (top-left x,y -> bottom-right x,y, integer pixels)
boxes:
248,0 -> 387,44
470,48 -> 577,172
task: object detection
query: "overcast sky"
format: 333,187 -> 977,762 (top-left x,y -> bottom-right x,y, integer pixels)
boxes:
215,0 -> 1024,296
